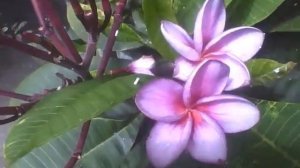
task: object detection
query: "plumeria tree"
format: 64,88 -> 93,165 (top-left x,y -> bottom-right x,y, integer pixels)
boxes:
0,0 -> 300,167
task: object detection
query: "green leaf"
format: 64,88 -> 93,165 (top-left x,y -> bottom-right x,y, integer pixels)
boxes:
272,15 -> 300,32
142,0 -> 177,60
254,0 -> 300,32
76,115 -> 143,167
247,59 -> 296,86
4,75 -> 147,165
173,0 -> 232,32
119,142 -> 148,168
8,101 -> 139,168
227,0 -> 285,26
228,100 -> 300,168
66,3 -> 143,51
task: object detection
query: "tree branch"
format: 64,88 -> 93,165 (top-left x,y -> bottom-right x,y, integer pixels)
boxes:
0,90 -> 31,102
31,0 -> 83,64
96,0 -> 127,78
0,34 -> 91,79
64,120 -> 91,168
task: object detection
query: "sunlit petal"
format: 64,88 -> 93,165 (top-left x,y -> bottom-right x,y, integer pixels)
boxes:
161,21 -> 200,61
128,55 -> 155,75
183,60 -> 229,105
135,79 -> 186,122
194,0 -> 225,51
147,116 -> 192,168
204,27 -> 265,62
196,94 -> 260,133
188,112 -> 227,163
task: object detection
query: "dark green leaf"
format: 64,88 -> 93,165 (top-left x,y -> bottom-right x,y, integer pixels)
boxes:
76,115 -> 143,167
228,100 -> 300,168
4,75 -> 147,165
119,142 -> 148,168
247,59 -> 296,86
227,0 -> 285,27
142,0 -> 177,60
255,0 -> 300,32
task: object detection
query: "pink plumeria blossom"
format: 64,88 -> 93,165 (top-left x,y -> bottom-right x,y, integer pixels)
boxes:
161,0 -> 264,91
135,60 -> 259,168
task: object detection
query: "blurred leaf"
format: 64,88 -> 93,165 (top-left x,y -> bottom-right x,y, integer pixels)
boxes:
247,59 -> 296,86
173,0 -> 232,32
4,75 -> 148,165
119,142 -> 149,168
254,0 -> 300,32
227,0 -> 285,27
142,0 -> 177,60
227,100 -> 300,168
272,16 -> 300,32
76,115 -> 143,167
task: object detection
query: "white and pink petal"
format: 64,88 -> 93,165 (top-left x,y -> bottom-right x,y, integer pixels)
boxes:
183,60 -> 229,106
204,52 -> 250,90
188,112 -> 227,164
147,116 -> 192,168
196,94 -> 260,133
161,21 -> 200,61
204,27 -> 265,62
135,79 -> 186,122
173,57 -> 198,81
194,0 -> 226,49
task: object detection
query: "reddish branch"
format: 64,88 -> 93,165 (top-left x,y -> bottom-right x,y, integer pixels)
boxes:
0,34 -> 91,79
64,120 -> 91,167
65,0 -> 127,167
96,0 -> 127,77
0,103 -> 36,125
31,0 -> 82,64
0,90 -> 32,102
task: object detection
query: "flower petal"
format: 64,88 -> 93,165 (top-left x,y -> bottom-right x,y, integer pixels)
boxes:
128,55 -> 155,75
194,0 -> 226,51
197,94 -> 260,133
135,79 -> 186,122
183,60 -> 229,106
147,116 -> 192,168
173,57 -> 198,81
205,52 -> 250,90
161,21 -> 200,61
188,112 -> 226,164
204,27 -> 265,62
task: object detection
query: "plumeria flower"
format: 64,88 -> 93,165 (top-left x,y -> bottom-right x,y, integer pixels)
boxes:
161,0 -> 264,90
135,60 -> 259,168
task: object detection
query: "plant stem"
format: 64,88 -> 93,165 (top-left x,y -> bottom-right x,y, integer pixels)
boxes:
0,90 -> 31,101
69,0 -> 89,30
0,103 -> 36,125
82,34 -> 97,68
0,34 -> 91,79
64,120 -> 91,168
96,0 -> 127,78
31,0 -> 83,64
98,0 -> 112,32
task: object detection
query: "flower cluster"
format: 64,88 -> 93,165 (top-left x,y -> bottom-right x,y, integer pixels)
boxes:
134,0 -> 264,167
